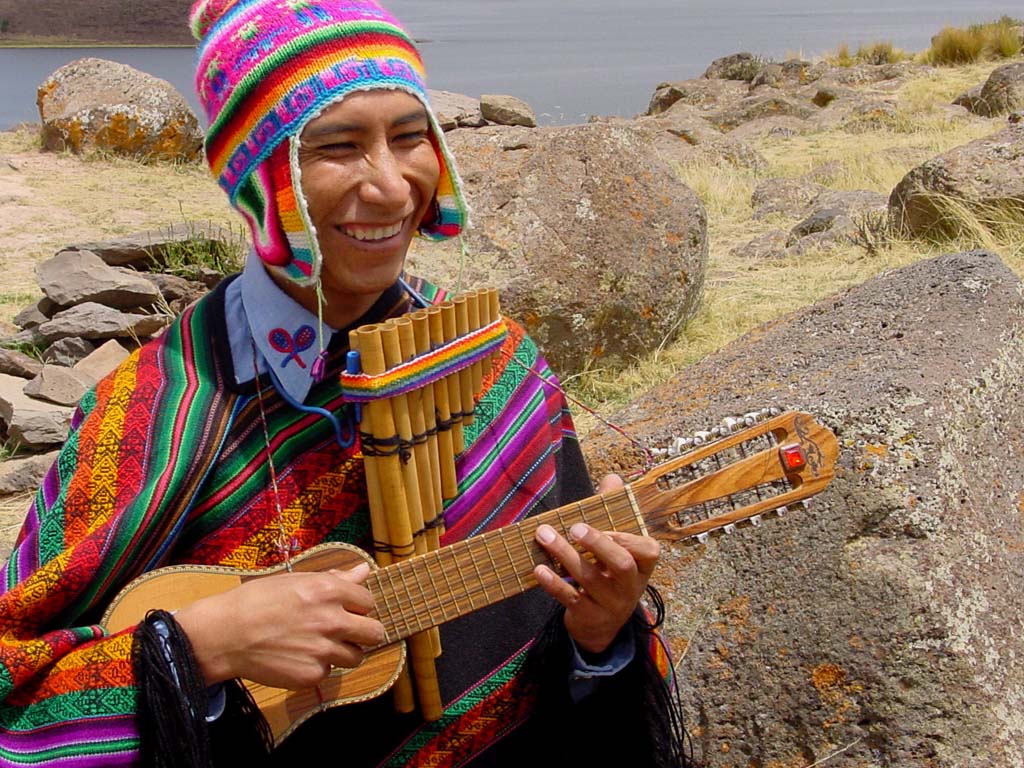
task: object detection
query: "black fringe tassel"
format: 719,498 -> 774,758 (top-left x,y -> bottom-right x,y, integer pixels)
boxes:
133,610 -> 273,768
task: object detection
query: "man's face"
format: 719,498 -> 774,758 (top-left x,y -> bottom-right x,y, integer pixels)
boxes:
297,89 -> 441,309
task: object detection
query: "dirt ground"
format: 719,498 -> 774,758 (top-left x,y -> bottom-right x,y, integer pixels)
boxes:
0,125 -> 236,333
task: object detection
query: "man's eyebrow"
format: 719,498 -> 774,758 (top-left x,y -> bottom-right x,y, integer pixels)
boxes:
392,109 -> 429,127
304,109 -> 428,138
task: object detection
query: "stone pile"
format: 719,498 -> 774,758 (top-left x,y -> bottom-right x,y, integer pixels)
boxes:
0,225 -> 226,492
652,52 -> 1024,261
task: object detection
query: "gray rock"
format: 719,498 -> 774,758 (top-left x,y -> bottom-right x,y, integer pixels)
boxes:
889,123 -> 1024,238
479,94 -> 537,127
0,348 -> 43,379
974,62 -> 1024,117
37,250 -> 160,309
953,83 -> 985,112
407,122 -> 708,375
144,272 -> 208,313
35,303 -> 172,344
647,78 -> 748,116
42,337 -> 95,367
73,340 -> 130,382
751,178 -> 830,219
726,115 -> 813,140
729,229 -> 789,260
632,102 -> 767,172
703,52 -> 763,82
0,450 -> 59,495
63,221 -> 236,270
36,57 -> 203,161
583,251 -> 1024,768
429,89 -> 486,130
23,365 -> 96,407
708,93 -> 819,132
0,373 -> 74,449
789,206 -> 848,240
13,298 -> 55,330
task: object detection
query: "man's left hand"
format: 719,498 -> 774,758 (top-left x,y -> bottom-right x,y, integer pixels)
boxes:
533,474 -> 660,655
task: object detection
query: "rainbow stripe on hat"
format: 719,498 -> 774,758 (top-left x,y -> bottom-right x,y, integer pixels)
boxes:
190,0 -> 468,285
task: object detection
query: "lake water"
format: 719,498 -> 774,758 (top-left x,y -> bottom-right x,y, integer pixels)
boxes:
0,0 -> 1020,130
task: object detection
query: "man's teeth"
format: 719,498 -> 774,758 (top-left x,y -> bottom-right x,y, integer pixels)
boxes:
342,222 -> 403,241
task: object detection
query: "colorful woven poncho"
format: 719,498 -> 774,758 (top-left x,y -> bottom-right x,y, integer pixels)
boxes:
0,278 -> 668,767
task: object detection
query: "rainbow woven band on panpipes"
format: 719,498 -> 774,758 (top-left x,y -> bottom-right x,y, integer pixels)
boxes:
340,318 -> 509,403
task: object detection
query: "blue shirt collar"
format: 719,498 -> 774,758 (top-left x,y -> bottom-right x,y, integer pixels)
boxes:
237,251 -> 335,404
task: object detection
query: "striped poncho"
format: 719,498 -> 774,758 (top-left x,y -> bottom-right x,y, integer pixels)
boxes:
0,278 -> 670,767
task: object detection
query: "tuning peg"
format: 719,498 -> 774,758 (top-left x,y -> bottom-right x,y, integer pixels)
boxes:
722,416 -> 743,432
775,506 -> 787,517
693,430 -> 712,445
696,532 -> 710,544
749,515 -> 762,527
723,523 -> 737,535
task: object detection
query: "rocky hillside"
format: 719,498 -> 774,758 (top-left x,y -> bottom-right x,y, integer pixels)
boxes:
0,0 -> 193,45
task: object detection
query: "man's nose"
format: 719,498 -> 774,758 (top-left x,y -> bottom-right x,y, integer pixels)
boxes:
359,143 -> 411,207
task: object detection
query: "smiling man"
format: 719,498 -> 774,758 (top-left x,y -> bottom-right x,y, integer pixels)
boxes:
0,2 -> 688,767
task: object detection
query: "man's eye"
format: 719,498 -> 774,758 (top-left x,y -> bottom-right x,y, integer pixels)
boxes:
395,130 -> 428,143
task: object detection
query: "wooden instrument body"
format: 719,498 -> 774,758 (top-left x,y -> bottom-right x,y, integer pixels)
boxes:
104,544 -> 406,743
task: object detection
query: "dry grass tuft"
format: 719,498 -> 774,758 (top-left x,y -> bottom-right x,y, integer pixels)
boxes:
925,18 -> 1023,65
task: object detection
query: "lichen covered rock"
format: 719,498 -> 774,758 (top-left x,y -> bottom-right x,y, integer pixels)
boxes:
37,57 -> 202,161
408,122 -> 708,375
583,251 -> 1024,768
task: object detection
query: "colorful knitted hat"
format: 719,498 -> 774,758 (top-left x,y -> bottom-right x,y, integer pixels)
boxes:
189,0 -> 469,286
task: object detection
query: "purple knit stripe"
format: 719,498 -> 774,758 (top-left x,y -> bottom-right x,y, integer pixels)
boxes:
443,379 -> 555,530
1,716 -> 137,761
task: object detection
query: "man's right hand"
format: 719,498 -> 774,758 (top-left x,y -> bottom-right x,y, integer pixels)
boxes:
175,563 -> 385,689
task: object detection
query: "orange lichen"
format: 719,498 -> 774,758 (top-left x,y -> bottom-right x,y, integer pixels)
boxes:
712,595 -> 758,645
810,662 -> 864,728
811,663 -> 846,691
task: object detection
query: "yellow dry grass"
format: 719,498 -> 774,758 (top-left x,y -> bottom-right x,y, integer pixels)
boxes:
566,58 -> 1023,432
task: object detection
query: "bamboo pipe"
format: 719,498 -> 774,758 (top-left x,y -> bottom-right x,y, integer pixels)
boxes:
353,324 -> 418,714
364,322 -> 443,721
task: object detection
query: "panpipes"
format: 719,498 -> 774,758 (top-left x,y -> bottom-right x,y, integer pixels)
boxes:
340,288 -> 507,720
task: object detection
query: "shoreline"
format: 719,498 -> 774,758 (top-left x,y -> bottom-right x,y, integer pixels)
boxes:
0,40 -> 194,49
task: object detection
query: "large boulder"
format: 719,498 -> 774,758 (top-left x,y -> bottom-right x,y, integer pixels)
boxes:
408,122 -> 708,375
582,251 -> 1024,768
37,58 -> 203,161
889,123 -> 1024,238
972,62 -> 1024,117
